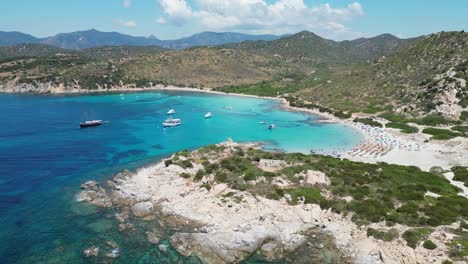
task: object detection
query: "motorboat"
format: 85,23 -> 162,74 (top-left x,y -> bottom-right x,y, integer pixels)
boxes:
268,124 -> 276,129
167,108 -> 175,115
163,118 -> 182,127
80,120 -> 103,128
205,112 -> 212,118
259,121 -> 267,124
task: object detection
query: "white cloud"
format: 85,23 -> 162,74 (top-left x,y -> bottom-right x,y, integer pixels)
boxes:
115,19 -> 137,27
159,0 -> 192,26
123,0 -> 132,8
156,0 -> 365,40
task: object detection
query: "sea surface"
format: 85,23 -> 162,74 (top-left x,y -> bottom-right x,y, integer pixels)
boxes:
0,91 -> 363,263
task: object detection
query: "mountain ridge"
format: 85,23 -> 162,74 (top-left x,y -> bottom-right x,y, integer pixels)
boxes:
0,29 -> 284,50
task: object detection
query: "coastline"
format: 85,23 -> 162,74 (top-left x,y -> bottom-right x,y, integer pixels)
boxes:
78,141 -> 463,264
3,84 -> 467,174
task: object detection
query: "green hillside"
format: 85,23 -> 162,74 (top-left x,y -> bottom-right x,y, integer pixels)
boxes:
297,31 -> 467,120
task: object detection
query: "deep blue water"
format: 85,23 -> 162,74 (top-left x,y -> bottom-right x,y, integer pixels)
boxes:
0,91 -> 363,263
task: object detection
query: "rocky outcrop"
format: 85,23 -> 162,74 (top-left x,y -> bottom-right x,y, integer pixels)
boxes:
77,142 -> 463,264
77,181 -> 112,207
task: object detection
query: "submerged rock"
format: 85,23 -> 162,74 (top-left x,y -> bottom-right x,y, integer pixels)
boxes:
83,246 -> 99,258
147,230 -> 160,244
158,244 -> 168,253
105,248 -> 120,258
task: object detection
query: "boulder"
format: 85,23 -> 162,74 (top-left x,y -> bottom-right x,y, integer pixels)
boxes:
130,201 -> 154,217
305,170 -> 330,186
171,232 -> 265,264
260,242 -> 277,260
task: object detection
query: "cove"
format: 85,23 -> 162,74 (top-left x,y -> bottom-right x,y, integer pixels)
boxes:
0,91 -> 363,263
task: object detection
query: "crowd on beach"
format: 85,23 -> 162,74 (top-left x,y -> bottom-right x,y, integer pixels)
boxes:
346,123 -> 421,158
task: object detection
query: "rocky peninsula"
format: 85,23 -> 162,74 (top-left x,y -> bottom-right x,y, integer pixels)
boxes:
78,140 -> 467,263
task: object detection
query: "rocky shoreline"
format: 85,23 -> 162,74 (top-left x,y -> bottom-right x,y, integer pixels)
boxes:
77,141 -> 463,263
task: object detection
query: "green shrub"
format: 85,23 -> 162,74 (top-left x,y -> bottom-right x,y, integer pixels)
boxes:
379,112 -> 410,123
285,187 -> 323,205
263,171 -> 276,178
423,240 -> 437,250
403,228 -> 432,248
201,183 -> 211,191
353,117 -> 383,127
452,126 -> 468,134
367,228 -> 399,242
164,159 -> 173,167
415,115 -> 454,126
386,122 -> 418,133
179,172 -> 191,179
194,169 -> 204,181
460,111 -> 468,121
452,166 -> 468,187
422,128 -> 461,140
178,159 -> 193,169
334,111 -> 352,119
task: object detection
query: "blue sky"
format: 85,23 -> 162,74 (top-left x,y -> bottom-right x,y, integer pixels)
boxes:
0,0 -> 466,40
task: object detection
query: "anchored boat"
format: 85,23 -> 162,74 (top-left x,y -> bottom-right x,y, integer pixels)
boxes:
205,112 -> 212,118
80,120 -> 103,128
268,124 -> 276,129
167,108 -> 175,115
163,118 -> 182,127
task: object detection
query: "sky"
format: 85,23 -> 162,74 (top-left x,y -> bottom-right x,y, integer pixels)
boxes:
0,0 -> 467,40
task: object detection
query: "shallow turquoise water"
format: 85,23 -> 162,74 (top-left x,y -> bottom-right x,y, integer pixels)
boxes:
0,91 -> 363,263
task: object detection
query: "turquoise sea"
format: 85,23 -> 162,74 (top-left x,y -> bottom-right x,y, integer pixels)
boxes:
0,91 -> 363,263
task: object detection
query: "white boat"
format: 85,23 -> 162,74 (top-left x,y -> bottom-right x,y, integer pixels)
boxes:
204,112 -> 212,118
268,124 -> 276,129
163,118 -> 181,127
259,121 -> 267,124
167,109 -> 175,115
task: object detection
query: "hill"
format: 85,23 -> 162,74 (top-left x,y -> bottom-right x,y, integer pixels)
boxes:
296,31 -> 467,120
223,31 -> 414,65
0,31 -> 39,45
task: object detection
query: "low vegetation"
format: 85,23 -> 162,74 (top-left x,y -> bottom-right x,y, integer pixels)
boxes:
386,122 -> 418,133
452,166 -> 468,187
403,228 -> 432,249
422,128 -> 465,140
367,228 -> 399,242
353,118 -> 382,127
165,144 -> 467,239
